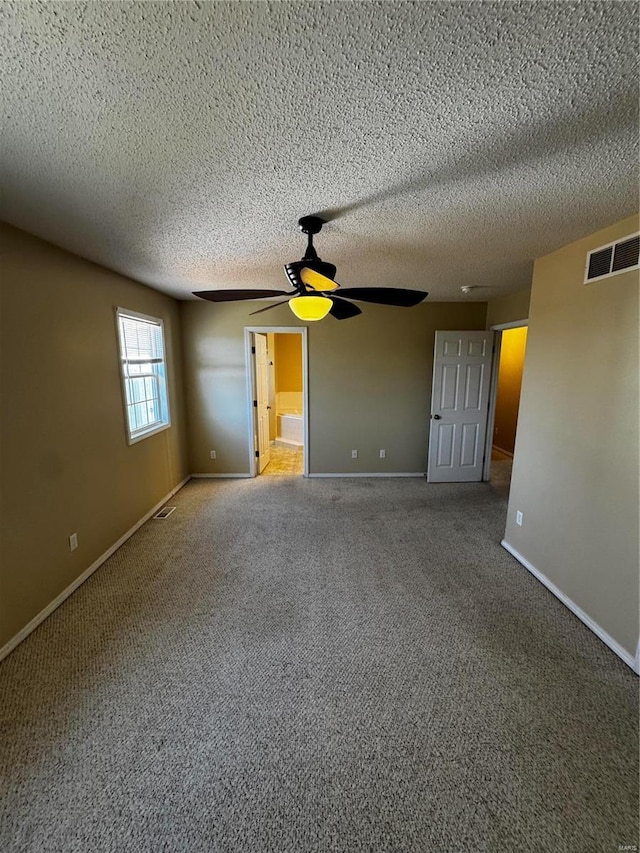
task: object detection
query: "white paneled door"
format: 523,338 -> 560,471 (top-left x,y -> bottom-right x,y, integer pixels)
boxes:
254,333 -> 271,473
427,330 -> 494,482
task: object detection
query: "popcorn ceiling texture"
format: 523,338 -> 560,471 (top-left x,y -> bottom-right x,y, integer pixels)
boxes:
0,1 -> 638,300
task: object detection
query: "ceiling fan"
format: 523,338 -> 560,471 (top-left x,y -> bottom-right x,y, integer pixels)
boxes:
193,216 -> 428,321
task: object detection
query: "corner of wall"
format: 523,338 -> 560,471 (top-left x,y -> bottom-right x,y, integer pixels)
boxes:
486,288 -> 532,328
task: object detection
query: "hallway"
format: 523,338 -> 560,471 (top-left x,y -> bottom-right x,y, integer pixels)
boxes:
489,447 -> 513,499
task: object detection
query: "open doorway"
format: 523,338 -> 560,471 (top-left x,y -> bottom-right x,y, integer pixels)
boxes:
245,327 -> 308,477
484,323 -> 528,498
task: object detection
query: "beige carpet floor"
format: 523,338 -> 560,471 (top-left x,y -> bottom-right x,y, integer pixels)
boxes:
0,477 -> 637,853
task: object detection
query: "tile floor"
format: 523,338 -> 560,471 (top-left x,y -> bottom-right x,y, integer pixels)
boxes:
261,442 -> 304,476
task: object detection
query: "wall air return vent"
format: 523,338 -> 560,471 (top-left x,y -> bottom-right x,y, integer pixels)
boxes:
584,233 -> 639,284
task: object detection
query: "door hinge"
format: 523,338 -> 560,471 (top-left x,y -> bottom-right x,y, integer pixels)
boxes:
255,450 -> 260,458
251,346 -> 256,354
253,399 -> 257,407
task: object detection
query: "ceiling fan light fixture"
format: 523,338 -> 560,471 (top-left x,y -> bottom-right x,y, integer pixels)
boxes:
288,295 -> 332,321
194,214 -> 427,319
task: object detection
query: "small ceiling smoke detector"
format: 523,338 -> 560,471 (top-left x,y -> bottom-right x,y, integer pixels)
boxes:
460,285 -> 476,294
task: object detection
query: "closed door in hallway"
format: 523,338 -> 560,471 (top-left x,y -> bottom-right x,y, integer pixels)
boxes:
427,330 -> 494,482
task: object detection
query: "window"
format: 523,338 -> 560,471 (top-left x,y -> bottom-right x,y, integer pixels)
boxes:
116,308 -> 170,443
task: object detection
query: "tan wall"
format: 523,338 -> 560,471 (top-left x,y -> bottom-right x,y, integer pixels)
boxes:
274,333 -> 302,393
181,300 -> 487,474
493,326 -> 528,455
486,288 -> 531,327
505,214 -> 640,657
0,224 -> 189,650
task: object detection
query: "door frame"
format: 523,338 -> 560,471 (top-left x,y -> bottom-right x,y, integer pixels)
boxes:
482,319 -> 528,481
244,326 -> 309,477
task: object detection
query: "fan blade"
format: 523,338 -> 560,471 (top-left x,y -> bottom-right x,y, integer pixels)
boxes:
249,300 -> 290,316
300,267 -> 340,293
329,297 -> 362,320
193,289 -> 289,302
334,287 -> 428,307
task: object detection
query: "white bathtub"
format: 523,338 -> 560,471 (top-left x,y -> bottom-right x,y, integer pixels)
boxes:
277,409 -> 303,446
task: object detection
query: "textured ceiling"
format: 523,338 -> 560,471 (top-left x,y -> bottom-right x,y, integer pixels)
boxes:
1,1 -> 638,301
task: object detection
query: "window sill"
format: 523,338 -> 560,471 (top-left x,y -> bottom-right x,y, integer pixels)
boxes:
127,421 -> 171,446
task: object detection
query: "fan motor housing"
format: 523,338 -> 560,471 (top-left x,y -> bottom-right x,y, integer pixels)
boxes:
284,259 -> 337,292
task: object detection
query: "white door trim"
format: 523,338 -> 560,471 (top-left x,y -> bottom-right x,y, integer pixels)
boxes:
490,319 -> 529,331
244,326 -> 309,477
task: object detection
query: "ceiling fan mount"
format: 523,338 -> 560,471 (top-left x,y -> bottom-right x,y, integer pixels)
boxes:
193,215 -> 428,320
284,220 -> 336,293
286,216 -> 337,284
297,215 -> 325,236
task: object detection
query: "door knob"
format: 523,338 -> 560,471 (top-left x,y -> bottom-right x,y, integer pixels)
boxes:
432,414 -> 441,419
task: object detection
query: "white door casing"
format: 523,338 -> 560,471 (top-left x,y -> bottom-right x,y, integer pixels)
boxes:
245,326 -> 309,478
427,330 -> 494,483
254,333 -> 271,473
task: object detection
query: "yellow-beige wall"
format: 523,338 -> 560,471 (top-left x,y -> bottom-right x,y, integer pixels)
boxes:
0,224 -> 189,651
274,333 -> 303,394
180,299 -> 488,475
493,326 -> 528,455
486,288 -> 531,328
504,214 -> 639,659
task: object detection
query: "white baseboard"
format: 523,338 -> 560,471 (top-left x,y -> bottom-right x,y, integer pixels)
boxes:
0,475 -> 191,664
501,540 -> 639,674
308,472 -> 426,478
194,472 -> 426,480
191,473 -> 252,479
195,472 -> 425,480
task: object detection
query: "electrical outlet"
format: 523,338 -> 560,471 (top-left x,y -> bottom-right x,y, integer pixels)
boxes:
516,511 -> 523,527
69,533 -> 78,552
379,449 -> 386,458
210,450 -> 217,459
351,449 -> 358,459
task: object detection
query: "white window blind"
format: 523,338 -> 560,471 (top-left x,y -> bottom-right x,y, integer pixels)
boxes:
116,309 -> 170,443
